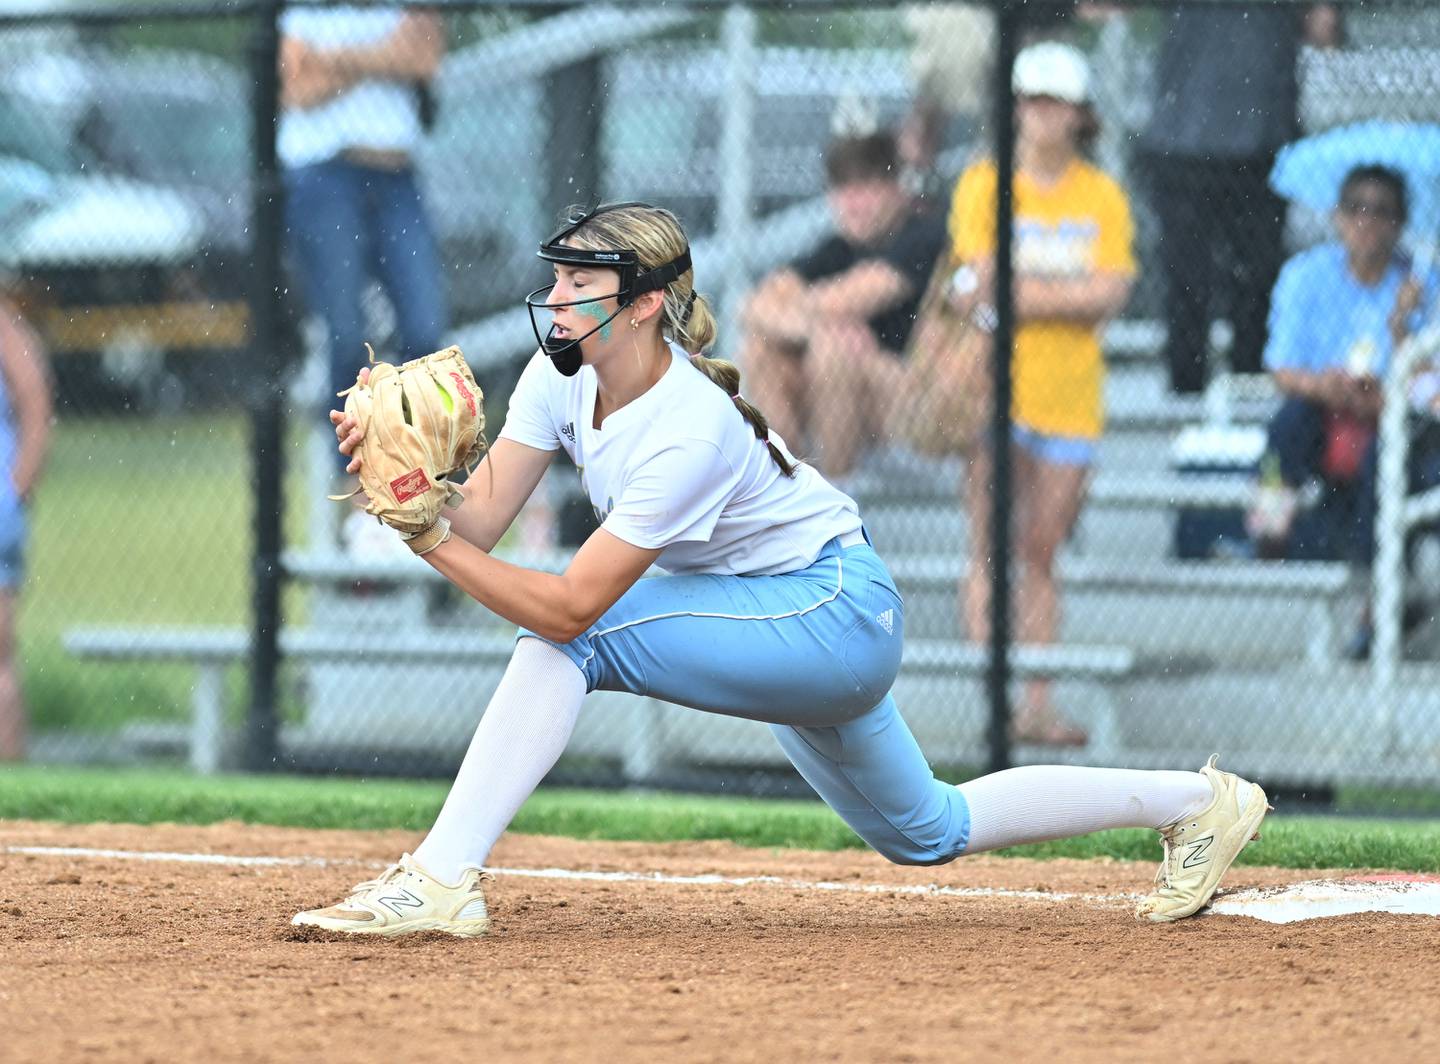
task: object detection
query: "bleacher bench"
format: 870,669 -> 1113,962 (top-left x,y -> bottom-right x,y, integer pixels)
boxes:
845,468 -> 1259,511
62,626 -> 520,775
887,554 -> 1353,667
284,547 -> 1154,680
63,621 -> 1146,772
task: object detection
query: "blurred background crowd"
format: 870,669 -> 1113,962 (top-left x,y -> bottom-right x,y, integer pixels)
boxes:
6,0 -> 1440,812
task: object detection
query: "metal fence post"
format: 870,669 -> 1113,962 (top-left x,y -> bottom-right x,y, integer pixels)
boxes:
716,3 -> 757,363
545,55 -> 602,211
1372,329 -> 1427,718
246,0 -> 285,771
987,0 -> 1018,775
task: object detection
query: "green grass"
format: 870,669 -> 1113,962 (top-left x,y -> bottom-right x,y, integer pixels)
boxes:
18,414 -> 312,731
18,407 -> 509,734
4,765 -> 1439,872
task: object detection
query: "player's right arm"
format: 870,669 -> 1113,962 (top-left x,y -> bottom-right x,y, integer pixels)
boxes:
443,438 -> 555,553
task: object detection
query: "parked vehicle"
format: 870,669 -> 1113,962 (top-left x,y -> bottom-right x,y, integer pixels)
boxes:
0,44 -> 249,412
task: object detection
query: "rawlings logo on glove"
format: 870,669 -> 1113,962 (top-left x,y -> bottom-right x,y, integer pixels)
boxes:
390,468 -> 433,503
330,344 -> 488,555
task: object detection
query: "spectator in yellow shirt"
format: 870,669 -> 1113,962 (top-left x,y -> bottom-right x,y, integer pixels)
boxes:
947,42 -> 1135,745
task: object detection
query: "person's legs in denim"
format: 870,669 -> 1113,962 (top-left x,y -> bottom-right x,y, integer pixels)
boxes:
1258,397 -> 1329,558
1267,396 -> 1327,487
1342,432 -> 1432,658
366,168 -> 448,360
1351,423 -> 1440,567
1349,435 -> 1384,566
283,160 -> 372,406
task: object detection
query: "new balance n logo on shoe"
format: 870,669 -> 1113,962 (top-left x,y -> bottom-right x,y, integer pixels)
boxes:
1181,835 -> 1214,869
377,888 -> 426,916
875,608 -> 894,634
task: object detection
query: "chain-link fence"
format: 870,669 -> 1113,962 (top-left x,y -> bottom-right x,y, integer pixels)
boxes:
7,0 -> 1440,812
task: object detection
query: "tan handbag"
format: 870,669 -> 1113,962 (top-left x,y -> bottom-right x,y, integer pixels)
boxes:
901,256 -> 992,456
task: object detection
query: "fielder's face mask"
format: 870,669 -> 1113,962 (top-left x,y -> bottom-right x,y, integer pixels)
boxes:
525,202 -> 693,377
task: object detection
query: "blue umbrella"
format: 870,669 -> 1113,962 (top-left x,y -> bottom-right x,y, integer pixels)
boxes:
1270,120 -> 1440,267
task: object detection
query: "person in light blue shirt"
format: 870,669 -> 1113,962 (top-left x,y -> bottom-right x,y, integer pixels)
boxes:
1255,165 -> 1440,652
1263,224 -> 1428,383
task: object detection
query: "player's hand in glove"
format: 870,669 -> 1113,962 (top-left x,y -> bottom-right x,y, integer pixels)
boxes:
328,344 -> 487,556
331,369 -> 370,474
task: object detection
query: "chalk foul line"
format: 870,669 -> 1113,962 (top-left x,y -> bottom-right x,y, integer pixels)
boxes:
3,844 -> 1128,904
8,845 -> 1439,922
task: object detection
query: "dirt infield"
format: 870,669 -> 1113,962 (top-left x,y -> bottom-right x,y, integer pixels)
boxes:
2,820 -> 1437,1063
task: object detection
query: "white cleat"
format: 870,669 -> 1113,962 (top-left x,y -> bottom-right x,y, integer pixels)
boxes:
1136,755 -> 1271,923
292,853 -> 491,938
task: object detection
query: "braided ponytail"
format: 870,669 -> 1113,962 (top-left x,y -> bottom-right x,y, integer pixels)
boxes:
688,350 -> 798,478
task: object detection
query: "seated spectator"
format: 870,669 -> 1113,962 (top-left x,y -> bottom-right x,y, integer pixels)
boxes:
741,130 -> 946,480
1250,165 -> 1440,654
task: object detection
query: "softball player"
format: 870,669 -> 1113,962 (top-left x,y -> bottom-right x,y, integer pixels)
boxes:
295,203 -> 1266,937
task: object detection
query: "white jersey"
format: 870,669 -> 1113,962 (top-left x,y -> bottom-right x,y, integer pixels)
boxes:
278,7 -> 423,169
499,349 -> 862,576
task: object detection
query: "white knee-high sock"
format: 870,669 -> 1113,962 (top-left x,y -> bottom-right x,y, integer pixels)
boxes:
957,766 -> 1216,855
413,638 -> 586,884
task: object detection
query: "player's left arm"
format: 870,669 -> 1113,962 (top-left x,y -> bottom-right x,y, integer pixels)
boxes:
421,527 -> 660,643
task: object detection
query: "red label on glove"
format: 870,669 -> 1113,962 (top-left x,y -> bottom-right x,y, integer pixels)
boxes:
391,468 -> 431,502
450,372 -> 477,417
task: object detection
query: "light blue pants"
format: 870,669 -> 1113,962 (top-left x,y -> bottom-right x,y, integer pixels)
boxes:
526,534 -> 970,865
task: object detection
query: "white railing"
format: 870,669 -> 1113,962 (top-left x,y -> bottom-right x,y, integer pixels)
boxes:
1372,323 -> 1440,689
715,5 -> 758,361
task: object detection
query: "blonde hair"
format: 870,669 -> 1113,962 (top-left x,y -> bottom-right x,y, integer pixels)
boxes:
565,203 -> 797,477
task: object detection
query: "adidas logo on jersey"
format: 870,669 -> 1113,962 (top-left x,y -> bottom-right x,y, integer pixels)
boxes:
875,608 -> 894,634
561,422 -> 576,443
